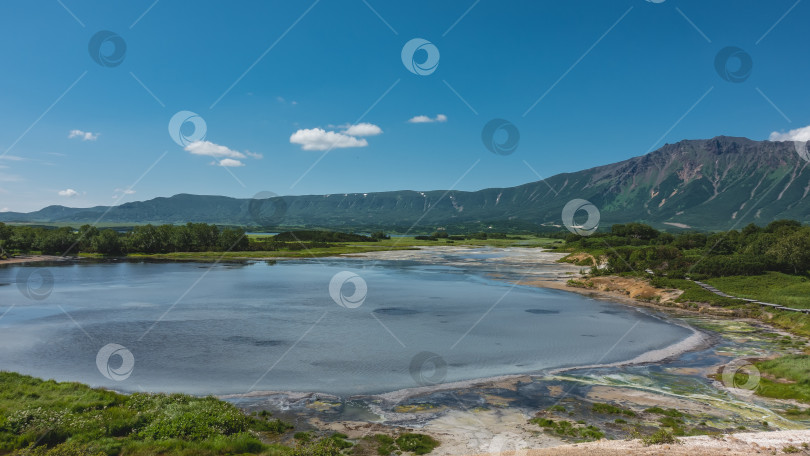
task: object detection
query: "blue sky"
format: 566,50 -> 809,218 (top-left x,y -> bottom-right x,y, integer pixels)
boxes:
1,0 -> 808,212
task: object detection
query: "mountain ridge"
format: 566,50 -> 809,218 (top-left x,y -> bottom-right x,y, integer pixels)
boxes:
3,136 -> 808,231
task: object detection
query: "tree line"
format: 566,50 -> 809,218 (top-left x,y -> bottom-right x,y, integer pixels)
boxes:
0,223 -> 248,256
562,220 -> 810,278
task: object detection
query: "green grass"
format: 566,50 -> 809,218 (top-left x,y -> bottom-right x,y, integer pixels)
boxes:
394,433 -> 440,455
650,278 -> 743,307
370,434 -> 396,456
529,418 -> 605,441
644,407 -> 687,418
592,402 -> 636,417
125,236 -> 557,261
754,355 -> 810,403
0,371 -> 442,455
642,428 -> 677,446
706,272 -> 810,309
0,372 -> 294,455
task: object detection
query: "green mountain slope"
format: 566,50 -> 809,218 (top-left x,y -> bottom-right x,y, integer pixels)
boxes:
3,137 -> 808,231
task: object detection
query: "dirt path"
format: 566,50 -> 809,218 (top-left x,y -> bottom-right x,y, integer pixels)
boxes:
464,429 -> 810,455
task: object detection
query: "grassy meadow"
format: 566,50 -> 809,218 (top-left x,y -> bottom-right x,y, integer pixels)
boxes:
0,372 -> 438,456
705,272 -> 810,309
124,235 -> 559,260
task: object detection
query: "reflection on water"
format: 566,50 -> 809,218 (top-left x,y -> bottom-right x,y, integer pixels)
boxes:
0,258 -> 692,396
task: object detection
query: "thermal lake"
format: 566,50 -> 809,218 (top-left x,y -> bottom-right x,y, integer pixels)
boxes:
0,256 -> 695,396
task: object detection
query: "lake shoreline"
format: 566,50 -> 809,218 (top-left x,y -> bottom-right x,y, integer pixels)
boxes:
0,254 -> 68,265
2,246 -> 807,454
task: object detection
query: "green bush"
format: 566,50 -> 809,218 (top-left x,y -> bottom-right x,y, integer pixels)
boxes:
372,434 -> 396,455
644,407 -> 686,418
395,433 -> 440,455
592,402 -> 636,417
642,428 -> 677,445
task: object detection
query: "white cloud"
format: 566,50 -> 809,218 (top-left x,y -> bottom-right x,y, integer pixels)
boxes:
769,125 -> 810,142
342,123 -> 383,137
290,128 -> 369,151
185,140 -> 246,159
0,155 -> 23,161
68,129 -> 99,141
0,173 -> 23,183
112,188 -> 135,200
408,114 -> 447,123
185,140 -> 262,168
58,189 -> 79,197
277,96 -> 298,106
216,158 -> 245,167
0,208 -> 8,212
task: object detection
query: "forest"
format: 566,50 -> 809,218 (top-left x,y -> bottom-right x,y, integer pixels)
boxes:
560,220 -> 810,279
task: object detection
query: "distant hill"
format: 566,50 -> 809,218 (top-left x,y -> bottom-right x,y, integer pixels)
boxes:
3,136 -> 808,231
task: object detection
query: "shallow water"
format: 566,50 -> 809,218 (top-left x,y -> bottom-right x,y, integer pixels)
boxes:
0,258 -> 693,396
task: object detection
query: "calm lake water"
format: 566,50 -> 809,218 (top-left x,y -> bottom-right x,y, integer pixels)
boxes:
0,258 -> 693,396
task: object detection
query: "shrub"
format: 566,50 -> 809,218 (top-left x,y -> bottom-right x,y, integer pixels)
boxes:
644,407 -> 685,418
395,433 -> 440,455
642,429 -> 677,446
592,403 -> 636,417
372,434 -> 396,455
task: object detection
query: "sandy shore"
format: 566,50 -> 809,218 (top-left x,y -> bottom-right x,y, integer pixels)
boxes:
463,429 -> 810,455
0,254 -> 66,265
